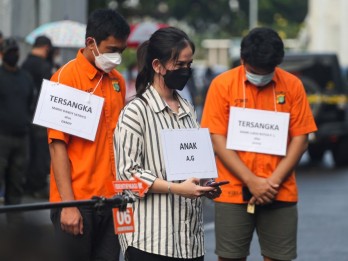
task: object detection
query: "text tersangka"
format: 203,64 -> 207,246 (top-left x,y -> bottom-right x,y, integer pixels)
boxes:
238,120 -> 279,131
50,95 -> 92,113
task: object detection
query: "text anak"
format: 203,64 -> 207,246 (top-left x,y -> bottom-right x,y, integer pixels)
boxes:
50,95 -> 92,113
238,120 -> 279,131
180,142 -> 197,150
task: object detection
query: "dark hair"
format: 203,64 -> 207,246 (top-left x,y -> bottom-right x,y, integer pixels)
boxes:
33,35 -> 52,48
136,27 -> 195,98
2,37 -> 19,54
241,27 -> 284,71
85,9 -> 130,45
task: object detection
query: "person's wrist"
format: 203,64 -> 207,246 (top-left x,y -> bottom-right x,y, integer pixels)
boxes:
167,181 -> 172,194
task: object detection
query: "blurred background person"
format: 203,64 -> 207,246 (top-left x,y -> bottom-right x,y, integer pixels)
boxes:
0,31 -> 3,66
22,35 -> 53,199
125,62 -> 137,103
47,46 -> 62,74
0,37 -> 35,223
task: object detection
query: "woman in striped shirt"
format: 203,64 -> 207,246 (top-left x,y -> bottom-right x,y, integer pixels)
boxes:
114,27 -> 221,261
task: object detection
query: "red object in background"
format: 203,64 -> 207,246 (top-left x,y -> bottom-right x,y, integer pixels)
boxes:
127,21 -> 168,48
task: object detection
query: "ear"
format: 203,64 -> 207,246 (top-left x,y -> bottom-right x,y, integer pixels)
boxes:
86,37 -> 96,50
152,59 -> 162,74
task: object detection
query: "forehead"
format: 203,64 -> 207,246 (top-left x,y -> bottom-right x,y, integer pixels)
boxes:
244,63 -> 273,75
99,35 -> 127,49
174,45 -> 193,61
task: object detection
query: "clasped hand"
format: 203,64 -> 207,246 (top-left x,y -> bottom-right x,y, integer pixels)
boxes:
248,177 -> 279,205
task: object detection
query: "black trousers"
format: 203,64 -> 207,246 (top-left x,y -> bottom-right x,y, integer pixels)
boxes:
0,133 -> 29,223
24,126 -> 50,192
51,205 -> 120,261
125,246 -> 204,261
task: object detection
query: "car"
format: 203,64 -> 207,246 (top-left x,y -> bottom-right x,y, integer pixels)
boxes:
280,53 -> 348,166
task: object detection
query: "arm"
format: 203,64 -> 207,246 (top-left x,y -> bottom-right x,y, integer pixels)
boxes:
211,133 -> 279,204
269,134 -> 308,186
250,135 -> 308,204
49,139 -> 83,235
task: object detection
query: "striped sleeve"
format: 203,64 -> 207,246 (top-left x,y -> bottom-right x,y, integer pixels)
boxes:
114,100 -> 157,194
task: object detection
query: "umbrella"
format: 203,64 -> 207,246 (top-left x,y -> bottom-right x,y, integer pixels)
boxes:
127,21 -> 168,48
25,20 -> 86,48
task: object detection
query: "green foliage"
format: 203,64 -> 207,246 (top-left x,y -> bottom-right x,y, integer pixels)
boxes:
87,0 -> 309,66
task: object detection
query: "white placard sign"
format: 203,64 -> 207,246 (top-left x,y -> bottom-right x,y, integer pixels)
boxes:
33,79 -> 104,141
160,128 -> 218,181
226,107 -> 290,156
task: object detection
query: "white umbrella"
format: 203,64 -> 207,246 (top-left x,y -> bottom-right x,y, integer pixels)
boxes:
26,20 -> 86,48
127,21 -> 168,48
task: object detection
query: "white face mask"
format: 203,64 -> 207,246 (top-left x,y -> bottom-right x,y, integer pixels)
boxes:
246,70 -> 274,87
92,39 -> 122,73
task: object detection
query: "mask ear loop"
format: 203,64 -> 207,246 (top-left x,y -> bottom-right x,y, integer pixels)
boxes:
92,38 -> 101,57
55,57 -> 103,104
243,77 -> 246,109
85,74 -> 104,104
56,59 -> 75,85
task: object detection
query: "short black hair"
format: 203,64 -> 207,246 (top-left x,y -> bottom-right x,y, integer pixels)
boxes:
33,35 -> 52,48
85,9 -> 130,45
241,27 -> 284,71
2,37 -> 19,54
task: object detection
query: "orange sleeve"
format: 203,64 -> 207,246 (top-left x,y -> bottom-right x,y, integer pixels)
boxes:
288,79 -> 317,137
47,65 -> 72,144
201,72 -> 232,136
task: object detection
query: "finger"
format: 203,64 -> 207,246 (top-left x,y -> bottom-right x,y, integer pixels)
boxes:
265,191 -> 277,199
191,177 -> 200,185
249,196 -> 257,205
79,219 -> 84,235
267,180 -> 279,189
72,224 -> 81,235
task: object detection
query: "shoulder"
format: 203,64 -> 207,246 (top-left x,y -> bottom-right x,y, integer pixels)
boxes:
118,98 -> 148,135
50,59 -> 77,83
120,98 -> 148,122
275,67 -> 302,83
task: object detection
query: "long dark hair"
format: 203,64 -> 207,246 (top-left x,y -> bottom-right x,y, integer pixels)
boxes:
135,27 -> 195,98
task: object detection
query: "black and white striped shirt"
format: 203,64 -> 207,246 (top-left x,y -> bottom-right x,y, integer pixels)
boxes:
114,85 -> 205,258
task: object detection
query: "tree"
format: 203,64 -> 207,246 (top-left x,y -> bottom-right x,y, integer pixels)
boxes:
88,0 -> 308,39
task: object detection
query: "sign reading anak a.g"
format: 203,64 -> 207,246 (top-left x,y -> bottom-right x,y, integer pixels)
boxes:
160,128 -> 217,181
33,79 -> 104,141
227,107 -> 290,156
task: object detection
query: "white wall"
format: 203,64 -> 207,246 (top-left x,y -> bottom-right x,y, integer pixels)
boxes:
305,0 -> 348,66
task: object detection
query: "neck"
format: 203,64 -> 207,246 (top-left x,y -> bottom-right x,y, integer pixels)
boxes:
153,73 -> 179,113
31,48 -> 47,58
152,73 -> 175,100
3,62 -> 17,72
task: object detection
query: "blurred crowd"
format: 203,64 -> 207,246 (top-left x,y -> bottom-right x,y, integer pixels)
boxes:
0,31 -> 61,221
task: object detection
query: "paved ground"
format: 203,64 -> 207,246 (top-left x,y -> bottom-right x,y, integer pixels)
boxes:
1,153 -> 348,260
204,152 -> 348,261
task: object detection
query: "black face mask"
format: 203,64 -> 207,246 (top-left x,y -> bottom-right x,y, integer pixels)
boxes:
163,67 -> 192,91
3,51 -> 19,67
